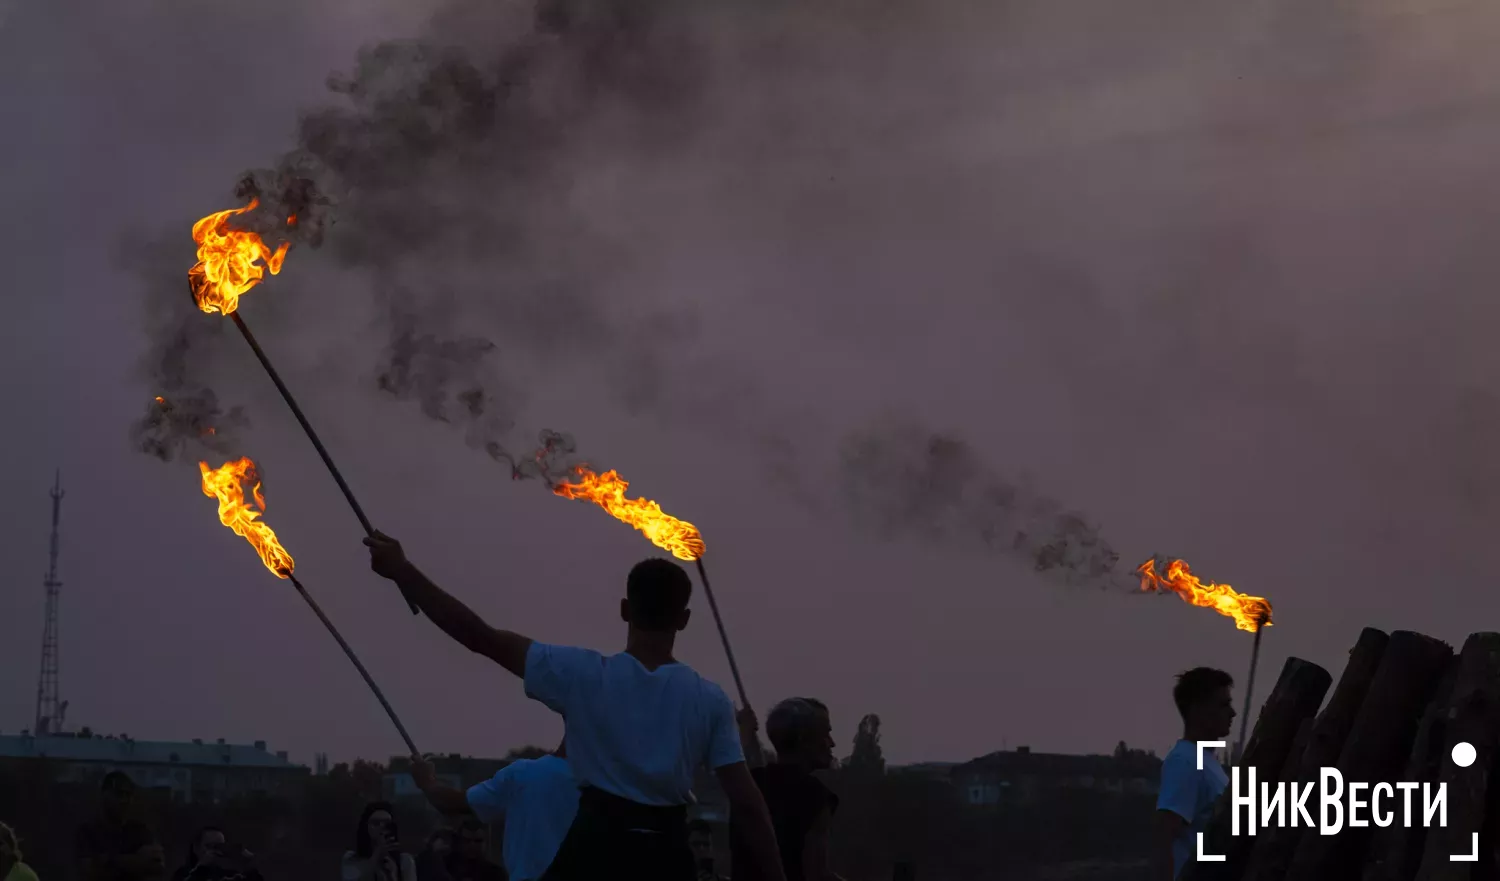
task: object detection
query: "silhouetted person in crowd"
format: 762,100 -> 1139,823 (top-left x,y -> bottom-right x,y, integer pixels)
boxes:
687,821 -> 725,881
1155,667 -> 1235,880
173,827 -> 262,881
445,820 -> 504,881
731,700 -> 843,881
365,534 -> 786,881
342,803 -> 416,881
415,830 -> 454,881
77,772 -> 166,881
411,747 -> 573,881
1,822 -> 40,881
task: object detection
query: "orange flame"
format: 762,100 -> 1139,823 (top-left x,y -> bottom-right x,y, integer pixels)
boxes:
154,396 -> 166,404
553,467 -> 706,561
200,457 -> 295,578
1136,558 -> 1271,633
188,198 -> 290,315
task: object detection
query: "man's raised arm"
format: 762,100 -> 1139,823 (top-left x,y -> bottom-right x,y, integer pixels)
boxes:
365,531 -> 532,678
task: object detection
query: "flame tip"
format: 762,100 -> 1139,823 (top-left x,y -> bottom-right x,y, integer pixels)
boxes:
1136,556 -> 1272,632
554,465 -> 706,559
201,456 -> 295,578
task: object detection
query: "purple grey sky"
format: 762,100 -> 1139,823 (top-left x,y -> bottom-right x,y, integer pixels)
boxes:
6,0 -> 1500,768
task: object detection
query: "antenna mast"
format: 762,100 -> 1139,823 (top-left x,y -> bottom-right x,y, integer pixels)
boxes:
35,471 -> 64,736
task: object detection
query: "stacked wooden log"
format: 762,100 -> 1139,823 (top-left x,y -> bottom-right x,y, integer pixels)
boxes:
1181,629 -> 1500,881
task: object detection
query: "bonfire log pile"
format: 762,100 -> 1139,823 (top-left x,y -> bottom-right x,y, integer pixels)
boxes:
1182,628 -> 1500,881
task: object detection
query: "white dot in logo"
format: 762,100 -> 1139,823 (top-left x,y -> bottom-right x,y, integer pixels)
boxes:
1453,742 -> 1477,768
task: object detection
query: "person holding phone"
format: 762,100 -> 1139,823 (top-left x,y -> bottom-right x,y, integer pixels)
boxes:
173,827 -> 263,881
342,803 -> 416,881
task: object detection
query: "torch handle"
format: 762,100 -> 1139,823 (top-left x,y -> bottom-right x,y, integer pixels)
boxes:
1235,621 -> 1266,763
694,557 -> 751,712
289,574 -> 420,757
228,311 -> 418,616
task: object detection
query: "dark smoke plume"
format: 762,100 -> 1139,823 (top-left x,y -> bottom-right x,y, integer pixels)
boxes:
487,428 -> 581,484
839,421 -> 1125,588
122,231 -> 255,463
131,393 -> 249,463
218,0 -> 710,454
231,169 -> 335,251
375,307 -> 515,436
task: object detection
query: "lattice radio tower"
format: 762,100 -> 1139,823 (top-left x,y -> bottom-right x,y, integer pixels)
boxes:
35,470 -> 65,736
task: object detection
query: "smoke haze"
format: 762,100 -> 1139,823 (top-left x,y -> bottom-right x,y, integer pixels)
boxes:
10,0 -> 1500,765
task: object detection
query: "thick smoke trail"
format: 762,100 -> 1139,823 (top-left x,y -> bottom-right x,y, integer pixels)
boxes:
488,428 -> 580,484
375,305 -> 518,448
838,420 -> 1125,588
131,394 -> 248,463
216,0 -> 711,454
121,232 -> 255,463
231,169 -> 335,251
129,0 -> 1500,580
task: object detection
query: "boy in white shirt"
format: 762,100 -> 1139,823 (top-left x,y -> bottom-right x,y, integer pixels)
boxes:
365,533 -> 786,881
1155,667 -> 1235,880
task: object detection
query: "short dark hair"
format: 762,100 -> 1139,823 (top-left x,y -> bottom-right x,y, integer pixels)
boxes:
686,819 -> 712,837
1173,667 -> 1233,720
766,697 -> 830,754
626,558 -> 692,631
102,770 -> 133,792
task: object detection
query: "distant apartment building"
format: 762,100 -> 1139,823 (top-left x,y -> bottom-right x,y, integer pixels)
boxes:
890,761 -> 961,781
0,732 -> 307,803
952,745 -> 1160,806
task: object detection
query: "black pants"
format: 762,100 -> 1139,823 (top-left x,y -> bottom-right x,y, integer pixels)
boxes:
541,786 -> 693,881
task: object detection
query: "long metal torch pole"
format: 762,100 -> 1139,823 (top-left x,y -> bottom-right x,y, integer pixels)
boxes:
225,307 -> 418,616
1235,618 -> 1267,763
288,573 -> 419,757
693,557 -> 750,711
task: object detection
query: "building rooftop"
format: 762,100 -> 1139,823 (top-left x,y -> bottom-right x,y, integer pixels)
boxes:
0,733 -> 304,768
955,747 -> 1159,779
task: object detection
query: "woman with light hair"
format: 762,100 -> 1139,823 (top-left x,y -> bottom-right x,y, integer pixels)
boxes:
730,699 -> 844,881
0,821 -> 41,881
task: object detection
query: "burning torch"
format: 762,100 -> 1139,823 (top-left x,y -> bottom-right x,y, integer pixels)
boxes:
199,456 -> 418,756
552,466 -> 753,712
187,200 -> 418,616
1136,557 -> 1273,762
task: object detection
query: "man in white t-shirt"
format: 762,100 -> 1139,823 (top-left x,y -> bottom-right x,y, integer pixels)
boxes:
365,532 -> 786,881
1155,667 -> 1235,880
410,745 -> 577,881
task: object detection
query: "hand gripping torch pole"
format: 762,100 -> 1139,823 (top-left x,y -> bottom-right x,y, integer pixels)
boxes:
194,282 -> 420,616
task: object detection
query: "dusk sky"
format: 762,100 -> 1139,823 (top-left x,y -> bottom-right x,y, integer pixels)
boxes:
7,0 -> 1500,769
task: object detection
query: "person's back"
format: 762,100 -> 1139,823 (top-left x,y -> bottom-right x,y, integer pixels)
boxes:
528,646 -> 734,806
522,568 -> 746,881
461,753 -> 575,881
366,537 -> 787,881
